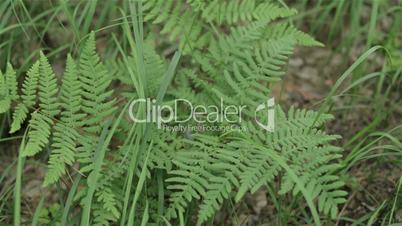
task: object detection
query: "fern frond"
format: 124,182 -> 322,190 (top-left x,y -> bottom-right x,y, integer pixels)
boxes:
10,61 -> 40,133
79,32 -> 116,134
23,111 -> 52,156
166,135 -> 241,224
10,104 -> 29,132
91,202 -> 120,226
38,52 -> 60,117
44,124 -> 80,184
20,62 -> 40,107
77,136 -> 98,173
234,143 -> 280,200
149,130 -> 184,171
0,98 -> 10,114
0,63 -> 18,113
96,187 -> 120,219
0,71 -> 6,98
316,176 -> 348,218
44,55 -> 85,186
197,175 -> 233,224
77,32 -> 116,173
5,63 -> 18,101
143,0 -> 208,53
0,71 -> 10,113
263,23 -> 323,47
166,151 -> 210,219
272,107 -> 346,218
23,53 -> 59,157
197,0 -> 297,25
285,106 -> 335,128
166,106 -> 345,223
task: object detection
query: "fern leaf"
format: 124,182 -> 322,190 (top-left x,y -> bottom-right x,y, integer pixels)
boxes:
166,151 -> 210,219
77,31 -> 116,175
0,71 -> 10,113
44,55 -> 84,186
10,104 -> 29,133
5,63 -> 18,101
0,71 -> 6,98
38,52 -> 60,117
23,53 -> 59,157
96,187 -> 120,219
0,98 -> 10,114
234,144 -> 279,201
79,32 -> 116,134
270,107 -> 346,218
23,112 -> 52,156
10,61 -> 40,133
197,176 -> 233,225
143,0 -> 207,53
199,0 -> 297,25
0,63 -> 18,113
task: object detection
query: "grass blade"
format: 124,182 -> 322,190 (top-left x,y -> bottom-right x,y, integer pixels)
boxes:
127,141 -> 153,225
14,131 -> 27,226
61,174 -> 81,226
31,193 -> 45,226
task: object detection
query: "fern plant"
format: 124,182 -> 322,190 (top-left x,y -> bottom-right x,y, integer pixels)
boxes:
0,63 -> 18,114
0,1 -> 348,225
44,54 -> 85,186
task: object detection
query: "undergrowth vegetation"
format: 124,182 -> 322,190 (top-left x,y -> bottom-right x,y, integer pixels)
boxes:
0,0 -> 401,226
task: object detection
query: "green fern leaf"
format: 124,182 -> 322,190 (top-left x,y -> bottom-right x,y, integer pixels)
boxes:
79,32 -> 116,134
38,52 -> 60,117
10,104 -> 29,133
143,0 -> 207,53
23,112 -> 52,156
77,32 -> 116,174
0,63 -> 18,113
5,63 -> 18,101
0,98 -> 10,114
10,61 -> 40,133
0,71 -> 6,98
23,53 -> 59,156
96,187 -> 120,219
198,0 -> 297,25
0,71 -> 10,113
44,55 -> 85,186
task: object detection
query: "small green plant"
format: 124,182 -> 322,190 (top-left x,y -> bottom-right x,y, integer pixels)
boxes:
0,1 -> 353,225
